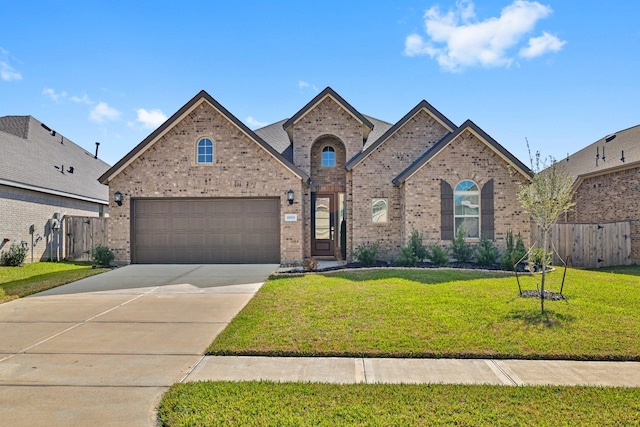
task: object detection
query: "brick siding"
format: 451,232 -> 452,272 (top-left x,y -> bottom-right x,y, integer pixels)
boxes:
349,109 -> 451,259
107,100 -> 304,264
0,184 -> 104,263
566,165 -> 640,260
402,130 -> 531,252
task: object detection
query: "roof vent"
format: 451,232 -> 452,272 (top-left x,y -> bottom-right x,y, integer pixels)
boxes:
605,134 -> 616,143
41,123 -> 52,132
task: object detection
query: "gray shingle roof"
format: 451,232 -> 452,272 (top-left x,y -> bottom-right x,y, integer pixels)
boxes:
558,124 -> 640,181
0,116 -> 110,203
254,115 -> 393,164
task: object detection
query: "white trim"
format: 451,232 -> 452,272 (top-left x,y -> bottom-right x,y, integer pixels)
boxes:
0,179 -> 108,205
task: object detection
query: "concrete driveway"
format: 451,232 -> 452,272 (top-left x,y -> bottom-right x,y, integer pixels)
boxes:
0,264 -> 277,427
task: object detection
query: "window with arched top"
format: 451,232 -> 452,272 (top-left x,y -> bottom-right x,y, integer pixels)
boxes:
321,146 -> 335,167
197,138 -> 213,164
454,180 -> 480,238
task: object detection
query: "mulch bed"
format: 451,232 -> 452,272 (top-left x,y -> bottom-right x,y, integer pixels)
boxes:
520,289 -> 567,300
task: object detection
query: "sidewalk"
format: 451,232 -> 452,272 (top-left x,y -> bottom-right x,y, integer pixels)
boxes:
185,356 -> 640,387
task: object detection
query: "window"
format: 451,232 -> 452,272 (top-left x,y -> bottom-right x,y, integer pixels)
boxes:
321,146 -> 335,167
197,138 -> 213,163
454,180 -> 479,238
372,198 -> 388,223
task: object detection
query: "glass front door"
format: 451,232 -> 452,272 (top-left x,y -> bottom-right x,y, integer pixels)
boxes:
312,193 -> 335,256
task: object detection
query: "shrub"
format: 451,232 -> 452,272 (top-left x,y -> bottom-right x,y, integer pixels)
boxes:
427,245 -> 449,266
449,227 -> 474,263
91,245 -> 114,267
529,247 -> 552,272
501,231 -> 527,271
351,242 -> 380,267
1,243 -> 28,266
476,234 -> 499,266
397,246 -> 419,267
397,230 -> 428,267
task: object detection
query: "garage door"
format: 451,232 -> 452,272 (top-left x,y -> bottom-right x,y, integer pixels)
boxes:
132,198 -> 280,264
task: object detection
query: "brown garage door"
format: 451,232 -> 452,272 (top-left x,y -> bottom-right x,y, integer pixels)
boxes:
132,198 -> 280,264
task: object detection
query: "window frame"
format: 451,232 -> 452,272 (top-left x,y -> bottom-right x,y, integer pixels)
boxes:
196,137 -> 214,164
453,180 -> 480,239
371,198 -> 388,223
321,145 -> 336,167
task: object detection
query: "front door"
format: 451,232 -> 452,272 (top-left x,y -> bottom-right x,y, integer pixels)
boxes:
312,193 -> 335,256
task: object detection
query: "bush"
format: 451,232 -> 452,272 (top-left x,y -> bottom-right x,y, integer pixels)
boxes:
397,230 -> 428,267
449,227 -> 474,263
397,246 -> 419,267
501,231 -> 527,271
476,234 -> 499,266
1,243 -> 28,266
351,242 -> 380,267
427,245 -> 449,266
91,245 -> 114,267
528,247 -> 552,272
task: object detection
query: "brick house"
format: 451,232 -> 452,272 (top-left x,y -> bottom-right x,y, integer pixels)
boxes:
0,116 -> 110,262
559,124 -> 640,261
99,88 -> 532,264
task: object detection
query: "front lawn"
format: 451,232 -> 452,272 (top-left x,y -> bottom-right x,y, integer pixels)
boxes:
0,261 -> 106,303
207,268 -> 640,360
158,381 -> 640,427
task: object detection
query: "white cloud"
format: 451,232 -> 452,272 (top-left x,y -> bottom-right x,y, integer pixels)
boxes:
0,47 -> 22,81
245,116 -> 269,129
404,0 -> 566,71
519,31 -> 566,58
298,80 -> 318,92
0,61 -> 21,81
89,102 -> 121,123
42,88 -> 67,102
71,93 -> 93,105
136,108 -> 168,128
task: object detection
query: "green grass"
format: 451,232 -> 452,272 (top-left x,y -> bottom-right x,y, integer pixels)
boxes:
0,261 -> 106,303
157,381 -> 640,427
207,268 -> 640,360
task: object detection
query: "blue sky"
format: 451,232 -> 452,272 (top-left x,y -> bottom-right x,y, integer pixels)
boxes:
1,1 -> 638,167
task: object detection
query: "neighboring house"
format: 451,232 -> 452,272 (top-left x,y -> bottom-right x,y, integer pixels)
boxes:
0,116 -> 110,262
99,88 -> 532,264
558,124 -> 640,261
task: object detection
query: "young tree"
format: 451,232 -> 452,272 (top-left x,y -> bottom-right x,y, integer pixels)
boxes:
517,148 -> 575,313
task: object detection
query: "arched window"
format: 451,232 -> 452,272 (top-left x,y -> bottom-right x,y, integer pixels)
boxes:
454,180 -> 480,238
197,138 -> 213,164
321,146 -> 335,167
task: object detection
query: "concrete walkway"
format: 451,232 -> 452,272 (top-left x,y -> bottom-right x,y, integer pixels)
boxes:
185,356 -> 640,387
0,264 -> 277,427
2,264 -> 639,426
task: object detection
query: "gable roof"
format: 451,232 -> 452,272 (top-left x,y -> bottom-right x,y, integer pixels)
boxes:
557,124 -> 640,182
392,119 -> 532,186
346,99 -> 456,170
282,87 -> 374,142
0,115 -> 110,204
99,90 -> 309,184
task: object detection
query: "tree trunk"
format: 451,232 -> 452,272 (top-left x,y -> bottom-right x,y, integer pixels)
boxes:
541,230 -> 548,314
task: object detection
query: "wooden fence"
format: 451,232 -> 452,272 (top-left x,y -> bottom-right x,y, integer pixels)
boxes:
63,216 -> 109,261
531,221 -> 631,268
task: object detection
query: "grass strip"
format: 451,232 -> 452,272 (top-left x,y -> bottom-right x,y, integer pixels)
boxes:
158,381 -> 640,427
207,268 -> 640,360
0,262 -> 106,303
